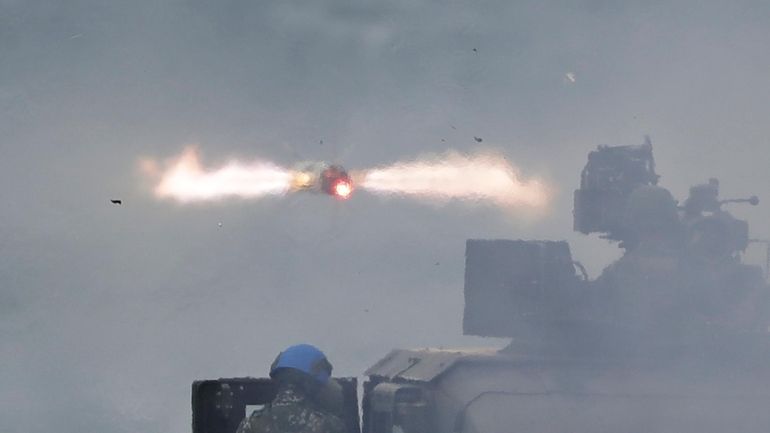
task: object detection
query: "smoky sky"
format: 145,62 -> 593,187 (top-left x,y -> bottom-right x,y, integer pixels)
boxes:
2,1 -> 770,432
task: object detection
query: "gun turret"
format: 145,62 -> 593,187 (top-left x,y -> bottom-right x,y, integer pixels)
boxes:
684,178 -> 759,218
573,138 -> 658,244
682,178 -> 760,260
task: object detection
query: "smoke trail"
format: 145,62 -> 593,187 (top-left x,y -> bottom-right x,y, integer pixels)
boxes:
152,148 -> 292,202
360,151 -> 549,208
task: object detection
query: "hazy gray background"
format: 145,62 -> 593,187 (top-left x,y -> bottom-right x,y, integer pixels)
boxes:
1,1 -> 769,432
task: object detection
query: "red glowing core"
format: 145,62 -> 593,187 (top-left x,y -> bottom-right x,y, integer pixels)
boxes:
333,180 -> 353,198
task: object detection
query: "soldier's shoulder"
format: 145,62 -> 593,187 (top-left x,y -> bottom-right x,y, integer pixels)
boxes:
267,402 -> 345,433
307,409 -> 346,433
283,403 -> 346,433
236,407 -> 273,433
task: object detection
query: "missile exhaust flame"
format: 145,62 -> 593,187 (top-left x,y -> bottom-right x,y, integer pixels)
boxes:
359,152 -> 549,208
153,148 -> 292,202
147,148 -> 550,209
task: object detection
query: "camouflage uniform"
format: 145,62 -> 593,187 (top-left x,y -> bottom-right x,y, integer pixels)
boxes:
236,384 -> 346,433
596,238 -> 685,328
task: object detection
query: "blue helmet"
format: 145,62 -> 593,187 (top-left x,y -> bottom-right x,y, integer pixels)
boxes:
269,344 -> 332,384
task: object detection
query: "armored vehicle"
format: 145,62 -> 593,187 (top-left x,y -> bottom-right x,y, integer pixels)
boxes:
193,141 -> 770,433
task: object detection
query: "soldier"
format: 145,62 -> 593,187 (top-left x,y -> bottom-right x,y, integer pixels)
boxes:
596,186 -> 686,327
236,344 -> 346,433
